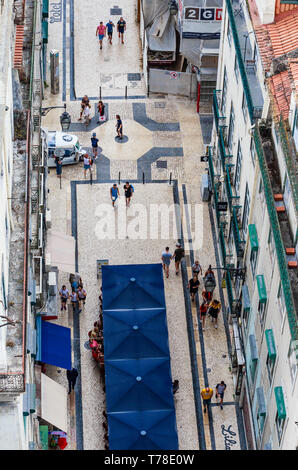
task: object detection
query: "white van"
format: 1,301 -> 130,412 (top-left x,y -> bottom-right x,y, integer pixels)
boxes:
46,131 -> 86,167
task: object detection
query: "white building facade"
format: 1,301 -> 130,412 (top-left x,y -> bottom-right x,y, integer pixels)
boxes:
210,0 -> 298,450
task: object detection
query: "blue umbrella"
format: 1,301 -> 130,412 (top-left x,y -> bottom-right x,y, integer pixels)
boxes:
108,410 -> 179,450
102,264 -> 165,310
103,308 -> 170,360
105,358 -> 175,413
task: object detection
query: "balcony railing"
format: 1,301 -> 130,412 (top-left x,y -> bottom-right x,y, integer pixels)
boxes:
213,90 -> 226,133
208,145 -> 215,189
218,127 -> 233,172
225,0 -> 262,123
232,207 -> 245,258
279,117 -> 298,215
225,164 -> 240,211
254,124 -> 298,341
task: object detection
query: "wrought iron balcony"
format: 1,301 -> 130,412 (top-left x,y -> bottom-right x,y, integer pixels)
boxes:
254,124 -> 298,341
232,207 -> 245,259
225,164 -> 240,211
213,90 -> 226,133
225,0 -> 264,123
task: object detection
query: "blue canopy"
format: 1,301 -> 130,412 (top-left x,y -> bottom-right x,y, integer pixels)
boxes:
105,358 -> 174,412
36,315 -> 71,370
102,264 -> 165,310
102,264 -> 178,450
103,308 -> 169,359
108,410 -> 179,450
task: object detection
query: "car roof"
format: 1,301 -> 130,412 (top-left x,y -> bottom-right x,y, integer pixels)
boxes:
48,131 -> 78,148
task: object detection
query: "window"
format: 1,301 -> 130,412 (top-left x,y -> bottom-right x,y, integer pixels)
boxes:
253,43 -> 259,67
227,20 -> 232,46
228,104 -> 235,153
1,273 -> 7,310
288,343 -> 297,385
250,358 -> 257,383
258,301 -> 267,328
242,184 -> 251,235
222,67 -> 228,115
275,412 -> 286,444
242,93 -> 247,122
277,281 -> 286,325
257,413 -> 266,437
268,228 -> 276,266
234,56 -> 239,82
266,353 -> 276,383
259,176 -> 266,212
234,142 -> 243,195
250,138 -> 256,166
250,248 -> 258,277
243,308 -> 250,333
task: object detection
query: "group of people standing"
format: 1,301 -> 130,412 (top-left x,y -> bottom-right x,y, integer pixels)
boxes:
59,273 -> 87,314
95,17 -> 126,49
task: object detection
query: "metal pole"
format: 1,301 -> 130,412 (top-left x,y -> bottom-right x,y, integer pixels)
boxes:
118,172 -> 120,185
59,174 -> 62,190
142,172 -> 145,184
125,85 -> 127,99
169,172 -> 172,185
99,86 -> 102,100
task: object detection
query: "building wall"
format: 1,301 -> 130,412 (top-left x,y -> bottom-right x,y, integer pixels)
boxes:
0,0 -> 15,369
211,0 -> 298,450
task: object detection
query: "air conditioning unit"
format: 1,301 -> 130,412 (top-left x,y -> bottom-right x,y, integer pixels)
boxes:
48,271 -> 57,297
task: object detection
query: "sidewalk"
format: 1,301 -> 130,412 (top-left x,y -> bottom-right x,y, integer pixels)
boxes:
42,0 -> 246,451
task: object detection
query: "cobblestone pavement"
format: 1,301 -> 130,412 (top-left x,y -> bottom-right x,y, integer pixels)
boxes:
42,0 -> 246,451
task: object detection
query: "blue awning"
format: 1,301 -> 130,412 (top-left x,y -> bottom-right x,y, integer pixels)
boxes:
102,263 -> 178,450
36,315 -> 71,370
108,410 -> 179,450
102,264 -> 166,310
103,308 -> 169,360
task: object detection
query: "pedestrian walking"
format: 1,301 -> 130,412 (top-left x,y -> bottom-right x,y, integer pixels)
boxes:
78,95 -> 89,120
117,17 -> 126,44
91,133 -> 99,159
78,285 -> 87,308
201,386 -> 213,413
69,273 -> 82,291
202,289 -> 213,304
55,156 -> 62,179
208,299 -> 221,329
188,274 -> 200,302
192,260 -> 202,276
96,21 -> 106,49
204,264 -> 215,278
161,247 -> 172,279
70,288 -> 80,313
199,300 -> 208,331
97,100 -> 106,123
216,381 -> 227,410
66,368 -> 78,395
106,20 -> 115,44
59,285 -> 69,311
123,181 -> 134,207
172,242 -> 184,275
115,114 -> 123,139
110,183 -> 120,207
83,154 -> 92,178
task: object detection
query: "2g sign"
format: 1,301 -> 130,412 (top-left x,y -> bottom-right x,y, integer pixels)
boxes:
184,7 -> 222,22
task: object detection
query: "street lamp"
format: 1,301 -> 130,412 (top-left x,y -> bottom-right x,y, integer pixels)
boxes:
41,103 -> 71,132
169,0 -> 178,15
59,105 -> 71,132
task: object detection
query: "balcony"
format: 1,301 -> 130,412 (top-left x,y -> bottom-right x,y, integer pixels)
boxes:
231,207 -> 245,258
225,164 -> 240,211
254,123 -> 298,341
226,0 -> 264,123
213,90 -> 226,133
218,127 -> 233,172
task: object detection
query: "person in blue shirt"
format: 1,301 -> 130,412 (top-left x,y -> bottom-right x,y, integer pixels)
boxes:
161,247 -> 172,278
117,17 -> 126,44
91,132 -> 99,159
110,183 -> 120,207
106,20 -> 115,44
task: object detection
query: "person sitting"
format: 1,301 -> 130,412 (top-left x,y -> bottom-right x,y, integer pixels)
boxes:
79,95 -> 89,120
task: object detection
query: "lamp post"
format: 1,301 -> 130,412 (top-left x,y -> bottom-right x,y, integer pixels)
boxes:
41,103 -> 71,131
169,0 -> 178,15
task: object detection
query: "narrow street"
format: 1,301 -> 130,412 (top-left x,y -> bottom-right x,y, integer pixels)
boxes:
42,0 -> 246,450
